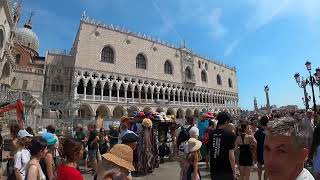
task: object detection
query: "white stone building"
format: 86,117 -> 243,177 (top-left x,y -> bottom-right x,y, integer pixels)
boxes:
44,15 -> 239,121
0,0 -> 17,90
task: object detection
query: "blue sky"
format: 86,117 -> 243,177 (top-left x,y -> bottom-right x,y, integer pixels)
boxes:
21,0 -> 320,110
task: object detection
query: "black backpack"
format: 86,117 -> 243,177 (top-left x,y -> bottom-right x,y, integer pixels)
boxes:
177,126 -> 192,149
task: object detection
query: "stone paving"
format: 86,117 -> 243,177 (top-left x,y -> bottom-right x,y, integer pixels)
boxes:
1,161 -> 260,180
82,161 -> 259,180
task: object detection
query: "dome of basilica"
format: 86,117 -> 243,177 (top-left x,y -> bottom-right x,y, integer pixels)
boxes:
14,20 -> 39,52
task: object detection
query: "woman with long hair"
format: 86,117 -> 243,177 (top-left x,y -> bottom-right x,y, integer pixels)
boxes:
235,123 -> 257,180
310,124 -> 320,179
40,133 -> 57,180
25,137 -> 48,180
98,128 -> 109,155
57,138 -> 84,180
185,138 -> 202,180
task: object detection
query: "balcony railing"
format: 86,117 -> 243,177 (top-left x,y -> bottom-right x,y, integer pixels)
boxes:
13,66 -> 44,74
76,94 -> 235,107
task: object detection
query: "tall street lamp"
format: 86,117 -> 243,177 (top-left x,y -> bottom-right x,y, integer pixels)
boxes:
294,73 -> 310,110
294,61 -> 320,112
264,85 -> 271,114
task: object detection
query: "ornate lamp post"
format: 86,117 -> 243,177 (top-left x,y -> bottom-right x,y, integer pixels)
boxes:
294,73 -> 310,111
264,85 -> 271,114
294,61 -> 320,112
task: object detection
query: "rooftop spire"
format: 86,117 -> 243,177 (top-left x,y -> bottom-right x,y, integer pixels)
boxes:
181,40 -> 186,48
24,11 -> 34,29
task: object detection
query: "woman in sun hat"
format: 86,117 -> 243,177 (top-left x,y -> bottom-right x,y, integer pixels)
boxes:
185,138 -> 202,180
40,132 -> 57,180
97,144 -> 134,180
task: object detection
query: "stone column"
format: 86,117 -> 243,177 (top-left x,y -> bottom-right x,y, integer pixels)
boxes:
109,88 -> 112,102
163,90 -> 165,100
186,92 -> 189,104
139,90 -> 141,103
84,85 -> 87,100
151,90 -> 154,102
116,87 -> 120,102
124,87 -> 128,103
202,94 -> 204,104
74,85 -> 77,98
131,88 -> 134,103
145,92 -> 147,103
92,84 -> 96,100
101,87 -> 104,100
172,91 -> 175,104
157,91 -> 160,101
182,92 -> 185,103
168,90 -> 171,103
177,92 -> 180,105
198,93 -> 201,104
190,93 -> 193,105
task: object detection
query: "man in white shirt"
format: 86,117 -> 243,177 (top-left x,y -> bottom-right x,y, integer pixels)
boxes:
14,129 -> 33,180
264,117 -> 315,180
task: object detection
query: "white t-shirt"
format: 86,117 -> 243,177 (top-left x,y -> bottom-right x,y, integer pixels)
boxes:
296,168 -> 315,180
14,148 -> 31,180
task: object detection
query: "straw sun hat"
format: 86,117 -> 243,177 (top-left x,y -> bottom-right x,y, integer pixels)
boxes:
188,138 -> 202,153
102,144 -> 135,171
142,118 -> 153,128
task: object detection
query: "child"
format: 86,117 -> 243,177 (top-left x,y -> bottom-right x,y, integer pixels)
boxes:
185,138 -> 202,180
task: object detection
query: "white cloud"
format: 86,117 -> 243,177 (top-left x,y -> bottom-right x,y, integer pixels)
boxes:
207,8 -> 227,39
224,39 -> 240,57
154,0 -> 227,40
246,0 -> 320,32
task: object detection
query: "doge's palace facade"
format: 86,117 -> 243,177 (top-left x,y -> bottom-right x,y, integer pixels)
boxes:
44,14 -> 239,121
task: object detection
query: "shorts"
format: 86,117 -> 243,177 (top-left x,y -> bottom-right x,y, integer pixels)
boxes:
257,151 -> 264,165
88,150 -> 97,161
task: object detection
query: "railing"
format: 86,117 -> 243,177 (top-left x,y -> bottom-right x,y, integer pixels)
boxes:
95,96 -> 101,100
86,95 -> 93,100
48,49 -> 72,56
13,66 -> 44,74
76,93 -> 233,107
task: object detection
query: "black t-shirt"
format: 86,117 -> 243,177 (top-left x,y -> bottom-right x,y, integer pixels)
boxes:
208,128 -> 236,174
254,127 -> 265,157
88,130 -> 98,150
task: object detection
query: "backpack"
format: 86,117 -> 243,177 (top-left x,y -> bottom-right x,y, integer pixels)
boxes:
177,126 -> 192,149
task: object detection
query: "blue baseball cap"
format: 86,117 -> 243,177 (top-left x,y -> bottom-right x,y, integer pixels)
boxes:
42,132 -> 57,145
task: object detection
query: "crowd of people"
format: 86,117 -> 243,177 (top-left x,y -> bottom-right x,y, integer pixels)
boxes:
0,108 -> 319,180
173,109 -> 319,180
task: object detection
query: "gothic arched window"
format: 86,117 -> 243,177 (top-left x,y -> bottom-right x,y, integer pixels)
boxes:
136,53 -> 147,69
101,46 -> 114,63
185,67 -> 192,79
201,70 -> 207,82
228,78 -> 233,88
217,74 -> 222,85
164,60 -> 173,74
